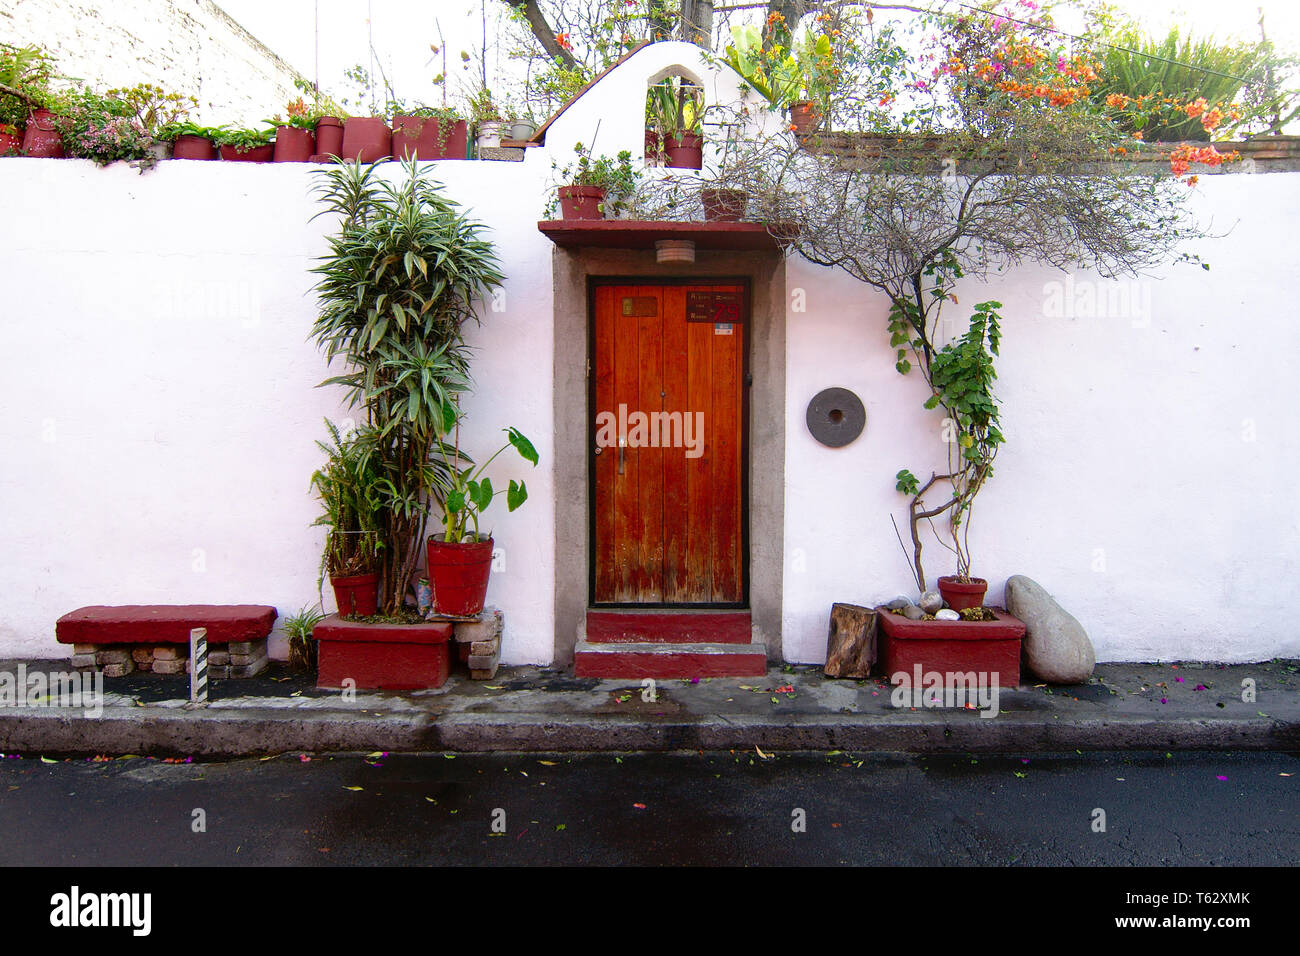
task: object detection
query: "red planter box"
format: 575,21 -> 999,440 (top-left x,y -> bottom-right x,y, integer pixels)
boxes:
876,606 -> 1024,688
314,614 -> 452,690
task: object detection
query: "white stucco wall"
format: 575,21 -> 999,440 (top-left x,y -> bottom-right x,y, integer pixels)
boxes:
1,42 -> 1297,665
0,0 -> 305,125
779,174 -> 1300,664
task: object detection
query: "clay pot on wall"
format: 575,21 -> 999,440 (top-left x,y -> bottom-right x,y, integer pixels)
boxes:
662,130 -> 703,169
21,109 -> 64,157
701,187 -> 747,222
219,143 -> 274,162
273,126 -> 315,162
314,116 -> 344,159
341,117 -> 391,163
789,100 -> 820,135
172,134 -> 216,160
558,185 -> 605,220
391,115 -> 468,160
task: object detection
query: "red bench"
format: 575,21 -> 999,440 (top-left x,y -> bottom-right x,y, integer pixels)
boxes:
56,605 -> 277,678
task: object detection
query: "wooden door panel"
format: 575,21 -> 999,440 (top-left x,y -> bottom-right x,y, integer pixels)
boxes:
593,282 -> 744,605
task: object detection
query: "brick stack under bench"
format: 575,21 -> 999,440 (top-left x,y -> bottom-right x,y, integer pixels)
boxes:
451,607 -> 503,680
56,605 -> 278,679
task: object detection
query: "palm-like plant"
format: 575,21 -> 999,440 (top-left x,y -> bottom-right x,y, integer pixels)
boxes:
310,158 -> 504,614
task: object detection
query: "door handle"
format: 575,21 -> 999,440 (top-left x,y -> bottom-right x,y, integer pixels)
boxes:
618,437 -> 627,475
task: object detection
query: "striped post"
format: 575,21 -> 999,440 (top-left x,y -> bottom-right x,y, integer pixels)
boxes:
189,627 -> 208,704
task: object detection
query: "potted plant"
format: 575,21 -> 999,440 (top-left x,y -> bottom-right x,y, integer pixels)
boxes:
54,87 -> 154,165
270,97 -> 316,162
310,419 -> 384,617
391,105 -> 468,160
506,112 -> 537,143
649,76 -> 705,169
314,114 -> 344,158
546,142 -> 639,220
341,114 -> 390,163
469,89 -> 503,151
0,42 -> 56,156
215,124 -> 275,162
283,605 -> 326,672
427,412 -> 537,617
158,120 -> 221,160
310,158 -> 505,616
108,81 -> 195,160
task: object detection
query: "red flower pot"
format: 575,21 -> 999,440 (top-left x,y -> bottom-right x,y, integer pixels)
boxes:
937,576 -> 989,611
273,125 -> 315,162
171,134 -> 215,160
330,572 -> 379,618
426,537 -> 494,617
663,131 -> 703,169
392,114 -> 468,160
219,143 -> 274,162
341,116 -> 391,163
558,185 -> 605,220
314,116 -> 344,158
0,128 -> 22,156
21,109 -> 64,157
702,187 -> 747,221
789,100 -> 820,135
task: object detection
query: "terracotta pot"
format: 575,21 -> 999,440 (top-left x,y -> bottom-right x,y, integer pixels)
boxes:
330,572 -> 379,618
0,128 -> 23,156
663,130 -> 703,169
21,109 -> 64,158
273,125 -> 315,162
219,143 -> 274,162
937,575 -> 989,612
391,115 -> 467,160
789,100 -> 820,135
426,537 -> 494,617
314,116 -> 344,157
171,134 -> 215,160
702,187 -> 747,222
558,184 -> 606,220
341,116 -> 391,163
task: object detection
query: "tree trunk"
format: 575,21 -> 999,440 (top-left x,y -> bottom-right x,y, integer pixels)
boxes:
682,0 -> 714,48
500,0 -> 579,69
824,603 -> 877,678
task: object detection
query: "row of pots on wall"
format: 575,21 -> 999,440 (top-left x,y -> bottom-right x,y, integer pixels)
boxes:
1,113 -> 534,163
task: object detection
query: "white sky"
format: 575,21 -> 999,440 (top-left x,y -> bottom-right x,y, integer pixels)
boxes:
217,0 -> 1300,116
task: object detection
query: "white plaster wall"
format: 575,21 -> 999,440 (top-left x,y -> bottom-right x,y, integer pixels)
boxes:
780,173 -> 1300,664
2,39 -> 1297,666
0,0 -> 305,125
0,155 -> 556,663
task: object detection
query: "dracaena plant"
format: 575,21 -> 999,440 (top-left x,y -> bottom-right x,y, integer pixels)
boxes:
433,403 -> 538,544
310,157 -> 504,614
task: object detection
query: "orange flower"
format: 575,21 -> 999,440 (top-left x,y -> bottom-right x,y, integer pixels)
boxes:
555,32 -> 572,52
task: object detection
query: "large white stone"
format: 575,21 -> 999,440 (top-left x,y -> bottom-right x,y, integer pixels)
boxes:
1005,575 -> 1095,684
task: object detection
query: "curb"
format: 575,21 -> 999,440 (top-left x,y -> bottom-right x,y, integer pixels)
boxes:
1,706 -> 1296,757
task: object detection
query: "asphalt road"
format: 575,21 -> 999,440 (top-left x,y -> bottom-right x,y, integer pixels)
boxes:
0,750 -> 1295,866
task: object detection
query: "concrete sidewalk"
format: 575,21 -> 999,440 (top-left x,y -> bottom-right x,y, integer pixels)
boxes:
0,658 -> 1296,757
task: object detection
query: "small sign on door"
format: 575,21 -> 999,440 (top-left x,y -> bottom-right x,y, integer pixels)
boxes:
714,323 -> 734,335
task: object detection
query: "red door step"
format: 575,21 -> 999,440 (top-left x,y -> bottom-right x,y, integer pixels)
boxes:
585,609 -> 752,644
574,640 -> 767,679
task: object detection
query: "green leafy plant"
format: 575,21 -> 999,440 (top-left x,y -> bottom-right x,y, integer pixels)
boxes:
213,124 -> 275,149
283,604 -> 326,672
310,158 -> 504,614
433,412 -> 537,544
309,418 -> 385,582
646,76 -> 703,136
0,42 -> 56,128
156,120 -> 223,141
106,82 -> 195,137
55,87 -> 153,165
545,141 -> 639,217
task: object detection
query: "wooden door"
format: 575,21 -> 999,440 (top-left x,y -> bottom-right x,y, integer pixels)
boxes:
592,282 -> 746,605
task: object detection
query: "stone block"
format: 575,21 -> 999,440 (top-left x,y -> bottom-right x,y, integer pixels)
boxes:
208,665 -> 230,680
208,651 -> 230,666
70,654 -> 95,669
467,653 -> 499,670
470,663 -> 499,680
95,648 -> 131,665
152,659 -> 186,675
229,650 -> 267,667
131,648 -> 154,663
102,662 -> 134,678
73,644 -> 97,655
469,638 -> 499,656
453,608 -> 502,644
228,657 -> 268,678
153,646 -> 185,660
